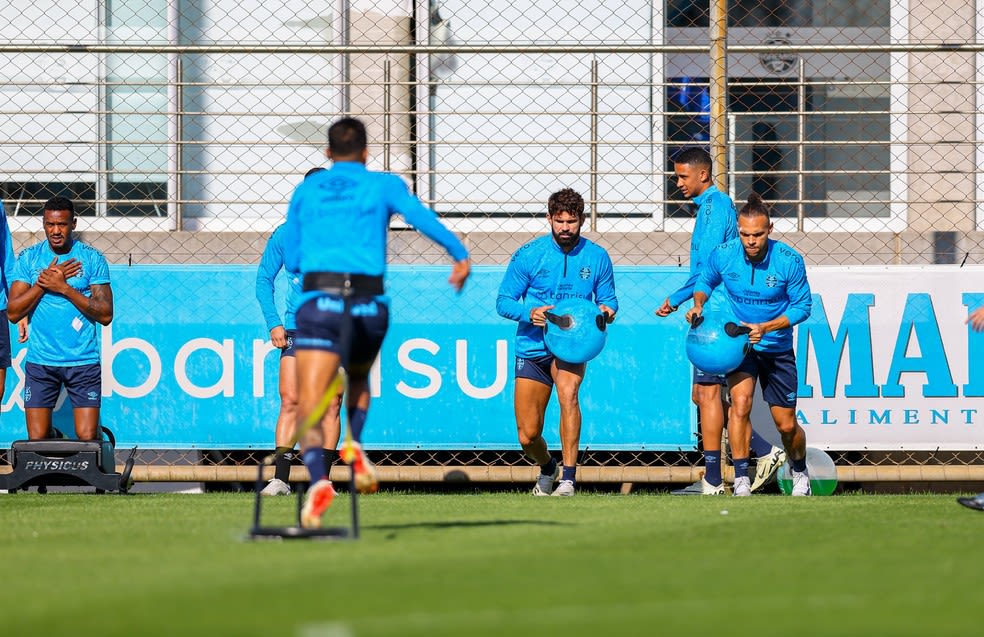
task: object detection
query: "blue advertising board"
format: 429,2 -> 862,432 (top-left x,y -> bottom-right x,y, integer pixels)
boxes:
0,265 -> 697,451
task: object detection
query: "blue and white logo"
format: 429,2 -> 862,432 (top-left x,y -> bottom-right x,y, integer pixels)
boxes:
579,266 -> 591,280
766,275 -> 779,288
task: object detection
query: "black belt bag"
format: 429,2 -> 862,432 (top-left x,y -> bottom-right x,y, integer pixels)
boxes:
302,272 -> 385,296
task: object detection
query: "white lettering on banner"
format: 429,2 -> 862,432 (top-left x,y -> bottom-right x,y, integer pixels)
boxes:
174,338 -> 235,398
102,322 -> 163,398
396,338 -> 442,398
2,349 -> 27,411
456,339 -> 508,399
252,339 -> 278,398
797,407 -> 980,427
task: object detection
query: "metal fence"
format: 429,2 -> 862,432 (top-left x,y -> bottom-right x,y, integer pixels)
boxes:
2,0 -> 984,486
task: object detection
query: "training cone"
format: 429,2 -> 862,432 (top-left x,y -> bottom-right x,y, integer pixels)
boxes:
543,298 -> 609,363
685,310 -> 751,375
777,447 -> 838,496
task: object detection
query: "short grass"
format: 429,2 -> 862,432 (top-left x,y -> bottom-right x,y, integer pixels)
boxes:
2,490 -> 982,637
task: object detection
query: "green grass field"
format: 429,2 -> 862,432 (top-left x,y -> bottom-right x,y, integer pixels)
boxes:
2,490 -> 982,637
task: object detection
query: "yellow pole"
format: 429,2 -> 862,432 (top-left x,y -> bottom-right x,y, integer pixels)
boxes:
709,0 -> 728,193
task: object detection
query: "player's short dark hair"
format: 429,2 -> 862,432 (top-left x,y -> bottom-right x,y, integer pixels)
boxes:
673,147 -> 712,172
43,196 -> 75,217
328,117 -> 368,156
739,192 -> 771,221
304,166 -> 326,179
547,188 -> 585,218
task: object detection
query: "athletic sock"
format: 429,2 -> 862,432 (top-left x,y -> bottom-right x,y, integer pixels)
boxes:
302,447 -> 327,483
733,457 -> 750,480
274,447 -> 293,483
322,448 -> 338,473
348,407 -> 368,443
749,430 -> 774,458
791,456 -> 807,473
541,456 -> 558,477
561,465 -> 576,484
704,450 -> 722,486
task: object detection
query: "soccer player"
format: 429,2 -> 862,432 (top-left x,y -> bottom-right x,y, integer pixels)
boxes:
957,309 -> 984,509
496,188 -> 618,497
656,148 -> 786,495
0,200 -> 27,407
284,117 -> 470,528
686,192 -> 813,496
255,167 -> 344,496
8,197 -> 113,441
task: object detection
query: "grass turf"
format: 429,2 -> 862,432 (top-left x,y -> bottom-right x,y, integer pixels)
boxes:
2,490 -> 982,636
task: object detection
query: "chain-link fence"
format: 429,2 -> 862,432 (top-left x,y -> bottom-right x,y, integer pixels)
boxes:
2,0 -> 984,487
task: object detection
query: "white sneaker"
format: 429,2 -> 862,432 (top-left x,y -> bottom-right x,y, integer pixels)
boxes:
551,479 -> 575,496
790,468 -> 812,496
260,478 -> 291,496
532,463 -> 560,496
751,446 -> 787,492
733,476 -> 752,496
671,477 -> 725,495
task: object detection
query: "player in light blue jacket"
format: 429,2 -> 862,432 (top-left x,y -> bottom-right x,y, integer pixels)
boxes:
657,148 -> 786,496
497,188 -> 617,497
255,171 -> 343,497
284,117 -> 470,528
0,200 -> 24,409
689,193 -> 813,496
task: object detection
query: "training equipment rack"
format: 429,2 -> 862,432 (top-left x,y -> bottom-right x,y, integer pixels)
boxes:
0,427 -> 135,494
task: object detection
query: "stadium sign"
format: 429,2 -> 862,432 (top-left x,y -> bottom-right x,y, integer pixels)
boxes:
1,265 -> 981,451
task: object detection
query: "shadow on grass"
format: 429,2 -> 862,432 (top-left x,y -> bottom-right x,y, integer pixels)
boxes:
367,518 -> 568,532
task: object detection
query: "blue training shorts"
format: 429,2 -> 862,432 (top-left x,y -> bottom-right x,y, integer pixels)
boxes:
515,355 -> 554,387
692,366 -> 727,386
732,349 -> 798,408
295,294 -> 389,370
0,310 -> 10,368
280,329 -> 296,359
24,362 -> 102,409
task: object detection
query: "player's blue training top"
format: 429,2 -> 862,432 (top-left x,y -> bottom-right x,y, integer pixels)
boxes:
695,237 -> 812,352
12,240 -> 111,366
0,201 -> 15,311
283,162 -> 469,284
496,235 -> 619,359
256,224 -> 301,331
667,185 -> 737,309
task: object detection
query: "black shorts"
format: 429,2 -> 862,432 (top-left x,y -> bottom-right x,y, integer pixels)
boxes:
295,294 -> 389,370
24,362 -> 102,409
0,309 -> 10,368
732,349 -> 798,408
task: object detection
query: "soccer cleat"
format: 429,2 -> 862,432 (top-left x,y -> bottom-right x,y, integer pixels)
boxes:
551,479 -> 575,497
532,463 -> 560,496
340,439 -> 379,494
751,446 -> 787,492
790,468 -> 812,496
300,479 -> 337,529
733,476 -> 752,497
957,493 -> 984,511
671,477 -> 726,496
260,478 -> 291,496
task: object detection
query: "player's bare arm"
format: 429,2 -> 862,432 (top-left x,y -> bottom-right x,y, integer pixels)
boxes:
7,276 -> 47,323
